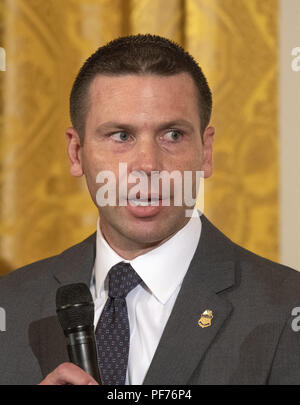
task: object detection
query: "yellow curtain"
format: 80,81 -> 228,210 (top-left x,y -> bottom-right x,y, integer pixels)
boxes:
0,0 -> 278,274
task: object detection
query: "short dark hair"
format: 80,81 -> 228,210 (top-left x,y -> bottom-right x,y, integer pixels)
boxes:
70,34 -> 212,143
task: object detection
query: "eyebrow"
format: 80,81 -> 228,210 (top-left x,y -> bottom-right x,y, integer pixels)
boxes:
95,119 -> 195,133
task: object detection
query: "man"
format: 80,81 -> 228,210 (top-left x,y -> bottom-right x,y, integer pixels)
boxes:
1,34 -> 300,385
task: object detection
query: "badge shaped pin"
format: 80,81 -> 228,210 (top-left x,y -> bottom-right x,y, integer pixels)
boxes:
198,309 -> 213,328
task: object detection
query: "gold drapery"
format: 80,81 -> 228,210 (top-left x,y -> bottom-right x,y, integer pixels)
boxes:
0,0 -> 278,274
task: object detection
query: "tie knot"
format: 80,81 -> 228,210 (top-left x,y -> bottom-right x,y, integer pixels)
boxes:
108,262 -> 142,299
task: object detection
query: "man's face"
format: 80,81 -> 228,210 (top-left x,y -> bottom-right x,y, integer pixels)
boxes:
66,73 -> 214,255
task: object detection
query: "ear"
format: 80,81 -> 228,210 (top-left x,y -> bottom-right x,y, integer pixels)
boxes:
65,127 -> 84,177
201,126 -> 215,178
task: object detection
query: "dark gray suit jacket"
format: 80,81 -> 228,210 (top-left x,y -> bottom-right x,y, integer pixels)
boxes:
1,215 -> 300,385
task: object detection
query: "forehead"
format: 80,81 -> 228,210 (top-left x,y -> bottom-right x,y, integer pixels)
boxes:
86,73 -> 200,125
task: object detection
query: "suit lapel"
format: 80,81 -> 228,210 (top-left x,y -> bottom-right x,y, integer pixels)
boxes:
143,261 -> 234,384
29,233 -> 97,378
50,232 -> 97,287
143,216 -> 236,384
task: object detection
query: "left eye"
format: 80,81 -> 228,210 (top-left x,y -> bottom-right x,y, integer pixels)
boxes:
164,130 -> 182,142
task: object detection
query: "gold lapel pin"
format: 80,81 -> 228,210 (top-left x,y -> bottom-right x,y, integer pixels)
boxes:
198,309 -> 213,328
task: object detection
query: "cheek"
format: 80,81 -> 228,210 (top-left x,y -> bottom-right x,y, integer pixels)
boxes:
175,154 -> 202,173
174,142 -> 203,170
82,153 -> 123,196
191,148 -> 204,169
81,156 -> 105,196
82,148 -> 105,175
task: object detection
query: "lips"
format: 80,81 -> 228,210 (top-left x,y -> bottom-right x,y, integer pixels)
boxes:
125,193 -> 167,218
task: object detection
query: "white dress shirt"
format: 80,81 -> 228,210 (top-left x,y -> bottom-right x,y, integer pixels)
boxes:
90,212 -> 202,385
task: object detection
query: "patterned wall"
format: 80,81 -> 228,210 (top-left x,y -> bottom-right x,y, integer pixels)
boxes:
0,0 -> 278,274
187,0 -> 278,263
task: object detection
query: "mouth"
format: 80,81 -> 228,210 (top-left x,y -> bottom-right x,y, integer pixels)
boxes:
125,193 -> 168,218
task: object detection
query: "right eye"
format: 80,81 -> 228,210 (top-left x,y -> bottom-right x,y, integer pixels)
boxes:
110,132 -> 130,142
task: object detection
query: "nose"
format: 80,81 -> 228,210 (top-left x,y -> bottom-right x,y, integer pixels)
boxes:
129,135 -> 162,176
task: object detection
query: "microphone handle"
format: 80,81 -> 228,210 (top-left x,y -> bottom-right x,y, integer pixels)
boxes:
66,327 -> 101,384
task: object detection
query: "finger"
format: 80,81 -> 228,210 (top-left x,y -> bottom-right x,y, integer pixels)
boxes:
39,362 -> 99,385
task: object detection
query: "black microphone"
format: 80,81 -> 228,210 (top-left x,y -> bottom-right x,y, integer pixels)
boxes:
56,283 -> 101,384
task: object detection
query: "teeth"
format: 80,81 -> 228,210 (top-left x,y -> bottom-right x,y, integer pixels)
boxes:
129,199 -> 159,206
130,200 -> 149,206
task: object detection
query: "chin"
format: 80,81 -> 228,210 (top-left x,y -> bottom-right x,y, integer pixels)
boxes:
122,220 -> 180,247
100,206 -> 187,246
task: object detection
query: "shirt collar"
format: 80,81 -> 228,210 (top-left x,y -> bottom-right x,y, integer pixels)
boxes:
93,210 -> 202,304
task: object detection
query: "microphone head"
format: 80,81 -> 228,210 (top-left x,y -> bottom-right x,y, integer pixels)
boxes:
56,283 -> 94,334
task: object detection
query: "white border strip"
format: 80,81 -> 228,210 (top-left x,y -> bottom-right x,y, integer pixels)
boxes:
279,0 -> 300,270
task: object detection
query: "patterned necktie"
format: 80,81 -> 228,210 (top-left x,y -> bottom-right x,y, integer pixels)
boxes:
95,262 -> 142,385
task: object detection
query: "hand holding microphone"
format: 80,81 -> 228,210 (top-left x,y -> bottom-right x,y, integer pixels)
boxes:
38,362 -> 99,385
